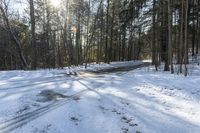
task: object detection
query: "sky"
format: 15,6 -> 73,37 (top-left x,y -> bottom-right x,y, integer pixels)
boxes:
10,0 -> 27,15
11,0 -> 62,15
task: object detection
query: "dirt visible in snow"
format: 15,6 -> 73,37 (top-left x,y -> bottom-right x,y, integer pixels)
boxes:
37,90 -> 68,102
86,62 -> 150,74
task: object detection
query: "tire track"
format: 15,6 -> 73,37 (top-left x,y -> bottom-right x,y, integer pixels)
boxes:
0,89 -> 89,133
0,75 -> 95,133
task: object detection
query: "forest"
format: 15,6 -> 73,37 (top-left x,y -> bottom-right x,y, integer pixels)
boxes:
0,0 -> 199,74
0,0 -> 200,133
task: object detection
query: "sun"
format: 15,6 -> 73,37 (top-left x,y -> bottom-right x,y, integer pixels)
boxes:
50,0 -> 60,7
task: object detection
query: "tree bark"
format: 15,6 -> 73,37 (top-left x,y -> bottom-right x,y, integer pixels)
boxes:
168,0 -> 174,73
184,0 -> 188,76
30,0 -> 37,69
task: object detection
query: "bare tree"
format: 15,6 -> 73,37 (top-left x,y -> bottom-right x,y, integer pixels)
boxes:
0,1 -> 28,69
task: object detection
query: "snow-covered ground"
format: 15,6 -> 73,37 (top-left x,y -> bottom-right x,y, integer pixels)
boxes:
0,61 -> 200,133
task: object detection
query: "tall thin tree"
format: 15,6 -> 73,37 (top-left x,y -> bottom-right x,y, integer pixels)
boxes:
30,0 -> 37,69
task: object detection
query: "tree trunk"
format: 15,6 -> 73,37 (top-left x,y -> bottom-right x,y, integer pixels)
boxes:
168,0 -> 174,73
105,0 -> 110,63
30,0 -> 37,69
184,0 -> 188,76
179,0 -> 184,73
152,0 -> 156,65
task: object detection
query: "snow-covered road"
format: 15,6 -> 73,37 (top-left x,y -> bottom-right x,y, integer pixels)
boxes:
0,62 -> 200,133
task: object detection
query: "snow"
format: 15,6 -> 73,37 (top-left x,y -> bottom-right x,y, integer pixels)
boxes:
0,61 -> 200,133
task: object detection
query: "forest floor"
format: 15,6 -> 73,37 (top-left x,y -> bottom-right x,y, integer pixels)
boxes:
0,60 -> 200,133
